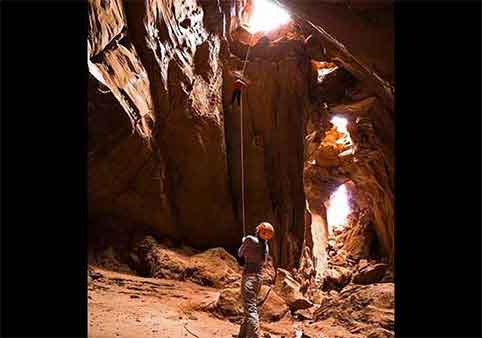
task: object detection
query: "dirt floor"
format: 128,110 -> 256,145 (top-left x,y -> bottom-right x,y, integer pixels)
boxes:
88,266 -> 361,338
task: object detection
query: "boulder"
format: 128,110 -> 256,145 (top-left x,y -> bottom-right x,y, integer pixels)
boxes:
216,288 -> 242,318
316,283 -> 394,332
353,263 -> 387,285
215,286 -> 289,322
259,286 -> 290,322
259,256 -> 276,285
322,266 -> 352,291
274,269 -> 313,311
133,236 -> 241,287
187,248 -> 241,288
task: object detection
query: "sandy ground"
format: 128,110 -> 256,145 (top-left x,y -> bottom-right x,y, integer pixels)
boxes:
88,267 -> 361,338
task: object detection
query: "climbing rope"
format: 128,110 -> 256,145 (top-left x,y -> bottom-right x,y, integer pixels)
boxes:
240,88 -> 246,237
240,35 -> 253,238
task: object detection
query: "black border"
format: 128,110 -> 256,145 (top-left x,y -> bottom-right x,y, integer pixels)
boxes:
395,2 -> 482,337
1,2 -> 87,337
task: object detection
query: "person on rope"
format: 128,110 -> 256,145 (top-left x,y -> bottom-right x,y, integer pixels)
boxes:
237,222 -> 274,338
231,71 -> 250,106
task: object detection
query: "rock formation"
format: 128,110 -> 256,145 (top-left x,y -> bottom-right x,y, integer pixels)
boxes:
88,0 -> 395,271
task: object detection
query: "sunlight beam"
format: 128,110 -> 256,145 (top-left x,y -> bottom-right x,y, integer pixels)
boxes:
247,0 -> 291,33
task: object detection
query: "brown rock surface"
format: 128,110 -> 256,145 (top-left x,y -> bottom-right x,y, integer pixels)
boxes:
315,283 -> 394,336
132,236 -> 241,288
222,43 -> 310,267
88,0 -> 395,275
274,269 -> 313,311
353,263 -> 387,285
215,285 -> 289,322
322,265 -> 352,291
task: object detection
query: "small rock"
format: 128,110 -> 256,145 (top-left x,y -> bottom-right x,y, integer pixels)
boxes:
130,295 -> 140,299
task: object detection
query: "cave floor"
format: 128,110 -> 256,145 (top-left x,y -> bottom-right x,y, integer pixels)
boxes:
88,267 -> 359,338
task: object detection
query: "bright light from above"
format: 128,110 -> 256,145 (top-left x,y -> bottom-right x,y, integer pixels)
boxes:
331,116 -> 353,147
317,66 -> 338,82
326,184 -> 351,232
331,116 -> 349,134
247,0 -> 291,33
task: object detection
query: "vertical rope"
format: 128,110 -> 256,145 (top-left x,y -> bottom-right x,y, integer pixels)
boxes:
240,91 -> 246,238
240,35 -> 253,238
241,44 -> 251,76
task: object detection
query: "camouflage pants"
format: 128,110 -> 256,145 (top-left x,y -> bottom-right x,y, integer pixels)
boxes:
238,272 -> 262,338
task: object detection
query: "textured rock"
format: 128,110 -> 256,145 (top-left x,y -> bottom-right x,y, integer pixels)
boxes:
315,283 -> 394,336
223,42 -> 310,267
322,266 -> 352,291
215,285 -> 289,322
353,263 -> 387,285
367,328 -> 395,338
186,248 -> 242,288
132,236 -> 241,288
343,208 -> 376,259
278,0 -> 395,111
216,287 -> 242,318
259,285 -> 291,321
88,0 -> 395,272
274,269 -> 313,310
304,96 -> 394,266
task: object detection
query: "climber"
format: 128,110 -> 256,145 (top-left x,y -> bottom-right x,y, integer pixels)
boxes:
236,222 -> 274,338
231,72 -> 251,106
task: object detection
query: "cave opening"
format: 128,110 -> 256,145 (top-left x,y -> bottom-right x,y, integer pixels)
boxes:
330,115 -> 353,148
245,0 -> 291,33
326,183 -> 351,235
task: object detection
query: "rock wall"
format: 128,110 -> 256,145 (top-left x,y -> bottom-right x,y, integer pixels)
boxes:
87,0 -> 174,233
304,96 -> 395,269
221,36 -> 311,267
88,0 -> 309,265
88,0 -> 395,269
88,0 -> 240,246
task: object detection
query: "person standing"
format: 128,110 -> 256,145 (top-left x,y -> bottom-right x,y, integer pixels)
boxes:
237,222 -> 274,338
